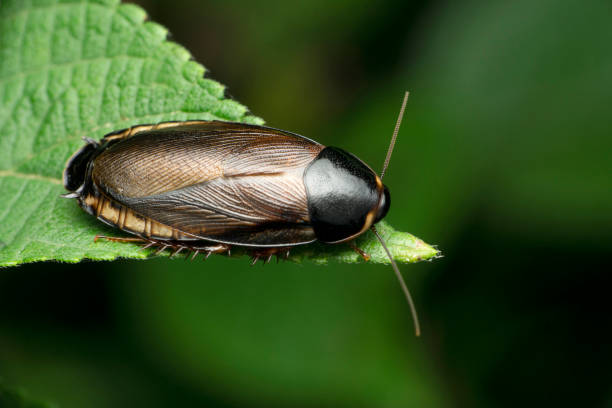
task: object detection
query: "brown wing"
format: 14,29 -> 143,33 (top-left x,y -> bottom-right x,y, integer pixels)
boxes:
91,121 -> 325,246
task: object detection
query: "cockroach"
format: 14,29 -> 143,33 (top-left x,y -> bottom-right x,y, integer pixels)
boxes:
63,92 -> 420,335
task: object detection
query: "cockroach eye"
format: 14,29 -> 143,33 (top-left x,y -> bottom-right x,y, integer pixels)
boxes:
375,185 -> 391,224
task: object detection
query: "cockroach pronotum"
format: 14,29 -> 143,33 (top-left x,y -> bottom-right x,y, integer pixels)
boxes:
63,92 -> 421,335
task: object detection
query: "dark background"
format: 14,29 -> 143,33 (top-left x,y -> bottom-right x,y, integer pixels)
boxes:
2,0 -> 611,407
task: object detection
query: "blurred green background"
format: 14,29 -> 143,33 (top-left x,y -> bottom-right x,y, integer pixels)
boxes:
1,0 -> 611,406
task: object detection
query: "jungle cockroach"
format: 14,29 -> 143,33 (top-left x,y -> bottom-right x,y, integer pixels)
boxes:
63,92 -> 420,335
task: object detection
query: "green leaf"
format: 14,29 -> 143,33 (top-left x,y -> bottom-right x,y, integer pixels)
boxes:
0,0 -> 439,267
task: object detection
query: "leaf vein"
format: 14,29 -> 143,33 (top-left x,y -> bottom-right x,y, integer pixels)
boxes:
0,170 -> 62,184
0,1 -> 117,26
11,184 -> 56,258
96,58 -> 112,126
0,81 -> 24,170
0,179 -> 27,224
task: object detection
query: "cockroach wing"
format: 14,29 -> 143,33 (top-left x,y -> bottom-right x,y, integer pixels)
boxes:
92,121 -> 325,247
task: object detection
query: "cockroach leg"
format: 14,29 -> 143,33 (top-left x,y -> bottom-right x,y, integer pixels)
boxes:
200,244 -> 231,254
137,239 -> 171,254
250,247 -> 291,265
349,241 -> 371,262
82,137 -> 100,146
154,244 -> 169,255
189,243 -> 231,261
94,235 -> 146,244
141,241 -> 156,250
169,246 -> 185,258
274,248 -> 291,262
250,255 -> 260,266
189,249 -> 200,261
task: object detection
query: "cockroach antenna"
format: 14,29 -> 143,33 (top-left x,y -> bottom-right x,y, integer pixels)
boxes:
371,225 -> 421,337
376,91 -> 421,337
380,91 -> 409,180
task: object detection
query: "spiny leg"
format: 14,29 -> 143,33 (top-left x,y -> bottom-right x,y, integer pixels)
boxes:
195,243 -> 231,260
154,244 -> 170,255
94,236 -> 224,261
141,242 -> 156,250
94,235 -> 146,244
274,248 -> 291,263
349,241 -> 371,262
281,248 -> 291,261
95,235 -> 177,257
134,240 -> 231,259
250,255 -> 260,266
189,249 -> 200,261
169,246 -> 186,258
249,247 -> 291,265
248,254 -> 273,266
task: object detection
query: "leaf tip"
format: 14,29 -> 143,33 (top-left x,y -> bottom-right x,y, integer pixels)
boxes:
413,239 -> 442,262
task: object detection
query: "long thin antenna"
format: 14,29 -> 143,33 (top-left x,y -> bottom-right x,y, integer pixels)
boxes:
380,91 -> 409,180
371,225 -> 421,336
